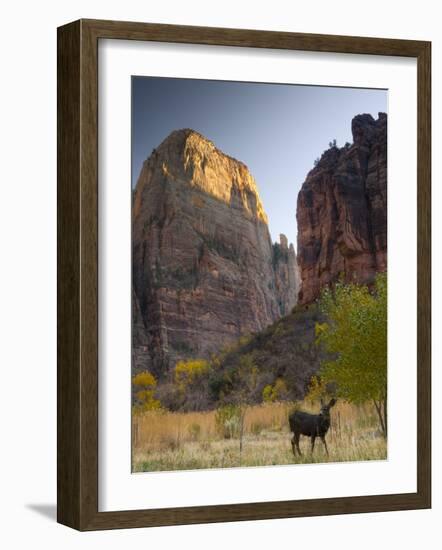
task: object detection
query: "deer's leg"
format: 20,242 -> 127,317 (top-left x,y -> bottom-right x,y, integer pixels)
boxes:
291,435 -> 296,457
321,435 -> 329,456
295,433 -> 302,456
311,435 -> 316,454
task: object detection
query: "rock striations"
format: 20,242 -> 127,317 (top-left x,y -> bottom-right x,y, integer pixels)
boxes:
132,129 -> 299,376
273,234 -> 300,316
296,113 -> 387,305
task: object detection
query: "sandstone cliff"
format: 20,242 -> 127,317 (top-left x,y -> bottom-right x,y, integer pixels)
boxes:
297,113 -> 387,304
273,234 -> 300,316
132,129 -> 299,375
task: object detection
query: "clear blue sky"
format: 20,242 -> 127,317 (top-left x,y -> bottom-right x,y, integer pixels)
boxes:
132,77 -> 387,248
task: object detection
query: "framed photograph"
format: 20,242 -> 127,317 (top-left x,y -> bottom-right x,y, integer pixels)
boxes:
57,19 -> 431,530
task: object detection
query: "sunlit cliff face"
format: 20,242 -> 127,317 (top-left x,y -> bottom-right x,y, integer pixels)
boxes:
134,128 -> 268,224
132,129 -> 299,375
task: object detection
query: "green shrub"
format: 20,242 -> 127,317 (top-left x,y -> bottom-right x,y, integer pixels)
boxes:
262,378 -> 288,403
215,404 -> 242,439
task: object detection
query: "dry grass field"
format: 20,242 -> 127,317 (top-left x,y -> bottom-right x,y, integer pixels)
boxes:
132,400 -> 387,472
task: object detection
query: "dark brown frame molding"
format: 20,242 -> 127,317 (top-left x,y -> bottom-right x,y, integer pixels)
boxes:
57,19 -> 431,531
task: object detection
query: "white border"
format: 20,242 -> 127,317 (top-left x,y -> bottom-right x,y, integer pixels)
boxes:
98,39 -> 417,512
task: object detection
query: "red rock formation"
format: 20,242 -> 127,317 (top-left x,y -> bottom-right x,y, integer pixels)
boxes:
273,234 -> 300,316
297,113 -> 387,304
132,129 -> 299,376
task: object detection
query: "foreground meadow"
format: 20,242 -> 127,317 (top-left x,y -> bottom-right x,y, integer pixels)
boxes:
132,400 -> 387,472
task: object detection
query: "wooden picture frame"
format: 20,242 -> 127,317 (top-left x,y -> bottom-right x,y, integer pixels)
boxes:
57,19 -> 431,531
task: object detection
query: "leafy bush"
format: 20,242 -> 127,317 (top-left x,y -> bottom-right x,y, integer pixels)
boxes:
175,359 -> 210,390
215,404 -> 242,439
316,273 -> 387,435
173,359 -> 212,411
132,370 -> 161,413
262,378 -> 288,403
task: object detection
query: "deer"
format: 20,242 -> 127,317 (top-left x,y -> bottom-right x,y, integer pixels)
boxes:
289,398 -> 337,457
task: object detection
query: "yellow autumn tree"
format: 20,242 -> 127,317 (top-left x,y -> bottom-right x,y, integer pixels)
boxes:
174,359 -> 210,393
132,370 -> 161,413
262,377 -> 289,403
315,273 -> 387,436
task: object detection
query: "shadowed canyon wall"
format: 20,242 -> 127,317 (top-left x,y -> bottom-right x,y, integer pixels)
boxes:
296,113 -> 387,304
